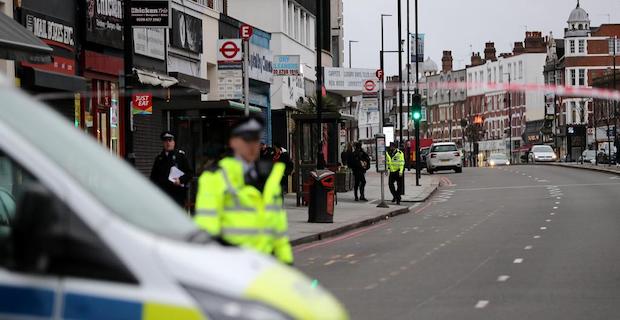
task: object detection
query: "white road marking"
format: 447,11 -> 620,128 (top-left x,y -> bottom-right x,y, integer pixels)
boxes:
324,260 -> 336,266
345,254 -> 355,259
513,258 -> 524,264
553,206 -> 558,209
497,275 -> 510,282
556,197 -> 562,200
475,300 -> 490,309
524,245 -> 533,250
546,219 -> 552,222
555,202 -> 560,204
528,176 -> 532,178
534,235 -> 541,239
550,212 -> 556,215
540,227 -> 547,230
364,283 -> 378,290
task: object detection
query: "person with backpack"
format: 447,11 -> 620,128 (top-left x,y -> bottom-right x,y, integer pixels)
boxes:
351,142 -> 370,201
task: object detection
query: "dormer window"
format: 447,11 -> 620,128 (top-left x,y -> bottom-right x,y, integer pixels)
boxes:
578,24 -> 583,30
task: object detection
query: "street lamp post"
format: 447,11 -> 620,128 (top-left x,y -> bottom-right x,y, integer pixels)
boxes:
348,40 -> 358,125
378,14 -> 392,209
503,73 -> 512,162
413,0 -> 421,186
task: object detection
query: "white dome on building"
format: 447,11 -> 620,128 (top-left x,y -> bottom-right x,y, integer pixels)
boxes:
422,57 -> 438,73
568,2 -> 589,24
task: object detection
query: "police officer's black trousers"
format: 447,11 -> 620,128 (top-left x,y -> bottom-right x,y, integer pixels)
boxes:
388,171 -> 402,202
353,170 -> 366,200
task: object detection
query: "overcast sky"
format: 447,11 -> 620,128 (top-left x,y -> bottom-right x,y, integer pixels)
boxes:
342,0 -> 620,75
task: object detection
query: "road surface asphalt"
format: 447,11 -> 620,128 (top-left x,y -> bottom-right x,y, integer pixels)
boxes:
296,165 -> 620,320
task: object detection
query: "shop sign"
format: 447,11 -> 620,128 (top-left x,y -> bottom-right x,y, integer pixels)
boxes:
249,43 -> 273,83
22,10 -> 76,75
130,0 -> 171,28
324,67 -> 376,93
134,28 -> 165,60
273,55 -> 301,76
132,93 -> 153,114
86,0 -> 124,49
169,9 -> 202,53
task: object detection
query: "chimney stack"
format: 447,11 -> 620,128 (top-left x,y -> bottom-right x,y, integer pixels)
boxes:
442,50 -> 453,73
513,42 -> 525,55
470,52 -> 484,67
484,42 -> 497,61
524,31 -> 546,53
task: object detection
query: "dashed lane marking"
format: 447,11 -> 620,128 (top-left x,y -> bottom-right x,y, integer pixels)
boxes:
475,300 -> 490,309
497,275 -> 510,282
553,206 -> 558,209
540,227 -> 547,230
534,235 -> 541,239
524,245 -> 533,250
324,260 -> 336,266
513,258 -> 524,264
546,219 -> 552,222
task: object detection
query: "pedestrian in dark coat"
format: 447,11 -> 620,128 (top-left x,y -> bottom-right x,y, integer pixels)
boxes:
351,142 -> 370,201
273,142 -> 294,195
150,131 -> 193,208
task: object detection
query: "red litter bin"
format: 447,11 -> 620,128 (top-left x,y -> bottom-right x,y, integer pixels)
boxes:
308,170 -> 335,223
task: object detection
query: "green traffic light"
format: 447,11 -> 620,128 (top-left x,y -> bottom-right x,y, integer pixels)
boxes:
413,112 -> 421,120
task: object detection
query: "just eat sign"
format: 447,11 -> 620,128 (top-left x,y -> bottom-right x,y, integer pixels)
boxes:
132,93 -> 153,115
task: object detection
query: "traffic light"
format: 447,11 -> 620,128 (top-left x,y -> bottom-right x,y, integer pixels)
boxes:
411,93 -> 422,121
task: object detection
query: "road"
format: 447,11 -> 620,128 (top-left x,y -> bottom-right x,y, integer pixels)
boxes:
295,165 -> 620,320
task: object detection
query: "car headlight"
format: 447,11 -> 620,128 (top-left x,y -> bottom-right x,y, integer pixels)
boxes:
552,154 -> 557,159
489,161 -> 495,166
183,285 -> 292,320
506,161 -> 510,165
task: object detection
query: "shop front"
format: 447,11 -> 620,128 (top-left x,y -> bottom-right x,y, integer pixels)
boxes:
16,0 -> 86,121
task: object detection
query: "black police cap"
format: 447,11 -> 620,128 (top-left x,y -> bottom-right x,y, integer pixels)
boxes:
160,131 -> 175,141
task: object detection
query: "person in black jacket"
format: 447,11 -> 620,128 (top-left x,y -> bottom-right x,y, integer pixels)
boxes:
273,142 -> 294,197
150,131 -> 193,208
351,142 -> 370,201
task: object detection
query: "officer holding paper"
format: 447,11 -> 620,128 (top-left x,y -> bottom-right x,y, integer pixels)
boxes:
150,131 -> 193,207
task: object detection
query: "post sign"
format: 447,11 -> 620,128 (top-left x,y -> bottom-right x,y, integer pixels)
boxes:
363,79 -> 378,98
375,134 -> 387,172
376,69 -> 384,80
273,55 -> 301,76
240,24 -> 253,40
217,39 -> 243,67
132,93 -> 153,115
130,0 -> 171,28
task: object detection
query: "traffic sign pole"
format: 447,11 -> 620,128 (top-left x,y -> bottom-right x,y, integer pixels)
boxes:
240,25 -> 253,117
243,40 -> 250,116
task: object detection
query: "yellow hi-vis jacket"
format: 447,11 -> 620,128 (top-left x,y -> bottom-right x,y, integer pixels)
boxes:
386,149 -> 405,174
194,157 -> 294,264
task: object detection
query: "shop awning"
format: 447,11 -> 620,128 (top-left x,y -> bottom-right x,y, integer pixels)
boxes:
169,72 -> 210,94
21,67 -> 86,92
161,99 -> 262,113
135,68 -> 178,88
0,11 -> 52,63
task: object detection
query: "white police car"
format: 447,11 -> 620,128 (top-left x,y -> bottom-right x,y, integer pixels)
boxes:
0,81 -> 348,319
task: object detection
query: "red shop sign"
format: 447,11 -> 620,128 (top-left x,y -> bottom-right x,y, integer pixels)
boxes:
132,93 -> 153,115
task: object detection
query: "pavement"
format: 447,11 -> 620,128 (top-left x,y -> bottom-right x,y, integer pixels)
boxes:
295,166 -> 620,319
549,162 -> 620,175
286,171 -> 441,246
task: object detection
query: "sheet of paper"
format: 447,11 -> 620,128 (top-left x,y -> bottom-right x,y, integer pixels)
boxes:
168,166 -> 185,183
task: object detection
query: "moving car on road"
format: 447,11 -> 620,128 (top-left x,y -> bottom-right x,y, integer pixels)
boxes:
0,84 -> 348,320
488,153 -> 510,167
528,145 -> 558,163
427,142 -> 463,174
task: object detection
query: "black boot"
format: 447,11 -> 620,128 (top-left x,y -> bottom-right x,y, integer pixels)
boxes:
360,186 -> 368,201
354,189 -> 359,201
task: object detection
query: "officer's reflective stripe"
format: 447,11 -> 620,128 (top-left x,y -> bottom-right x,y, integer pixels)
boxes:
273,231 -> 288,238
223,206 -> 257,213
195,209 -> 218,217
222,228 -> 277,235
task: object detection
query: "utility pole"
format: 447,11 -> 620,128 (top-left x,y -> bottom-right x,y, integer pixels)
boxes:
123,0 -> 134,165
614,36 -> 618,166
414,0 -> 420,186
507,73 -> 512,162
397,0 -> 406,194
315,0 -> 323,167
378,13 -> 392,209
448,90 -> 452,142
406,0 -> 411,148
348,40 -> 358,118
243,41 -> 250,116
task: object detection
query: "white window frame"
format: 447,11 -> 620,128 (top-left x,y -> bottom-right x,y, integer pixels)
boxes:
578,39 -> 585,54
569,40 -> 576,54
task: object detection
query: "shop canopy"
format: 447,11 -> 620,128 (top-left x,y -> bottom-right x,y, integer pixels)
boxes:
0,11 -> 52,63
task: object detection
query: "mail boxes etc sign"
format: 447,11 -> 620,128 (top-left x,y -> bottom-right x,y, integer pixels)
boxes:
132,93 -> 153,115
